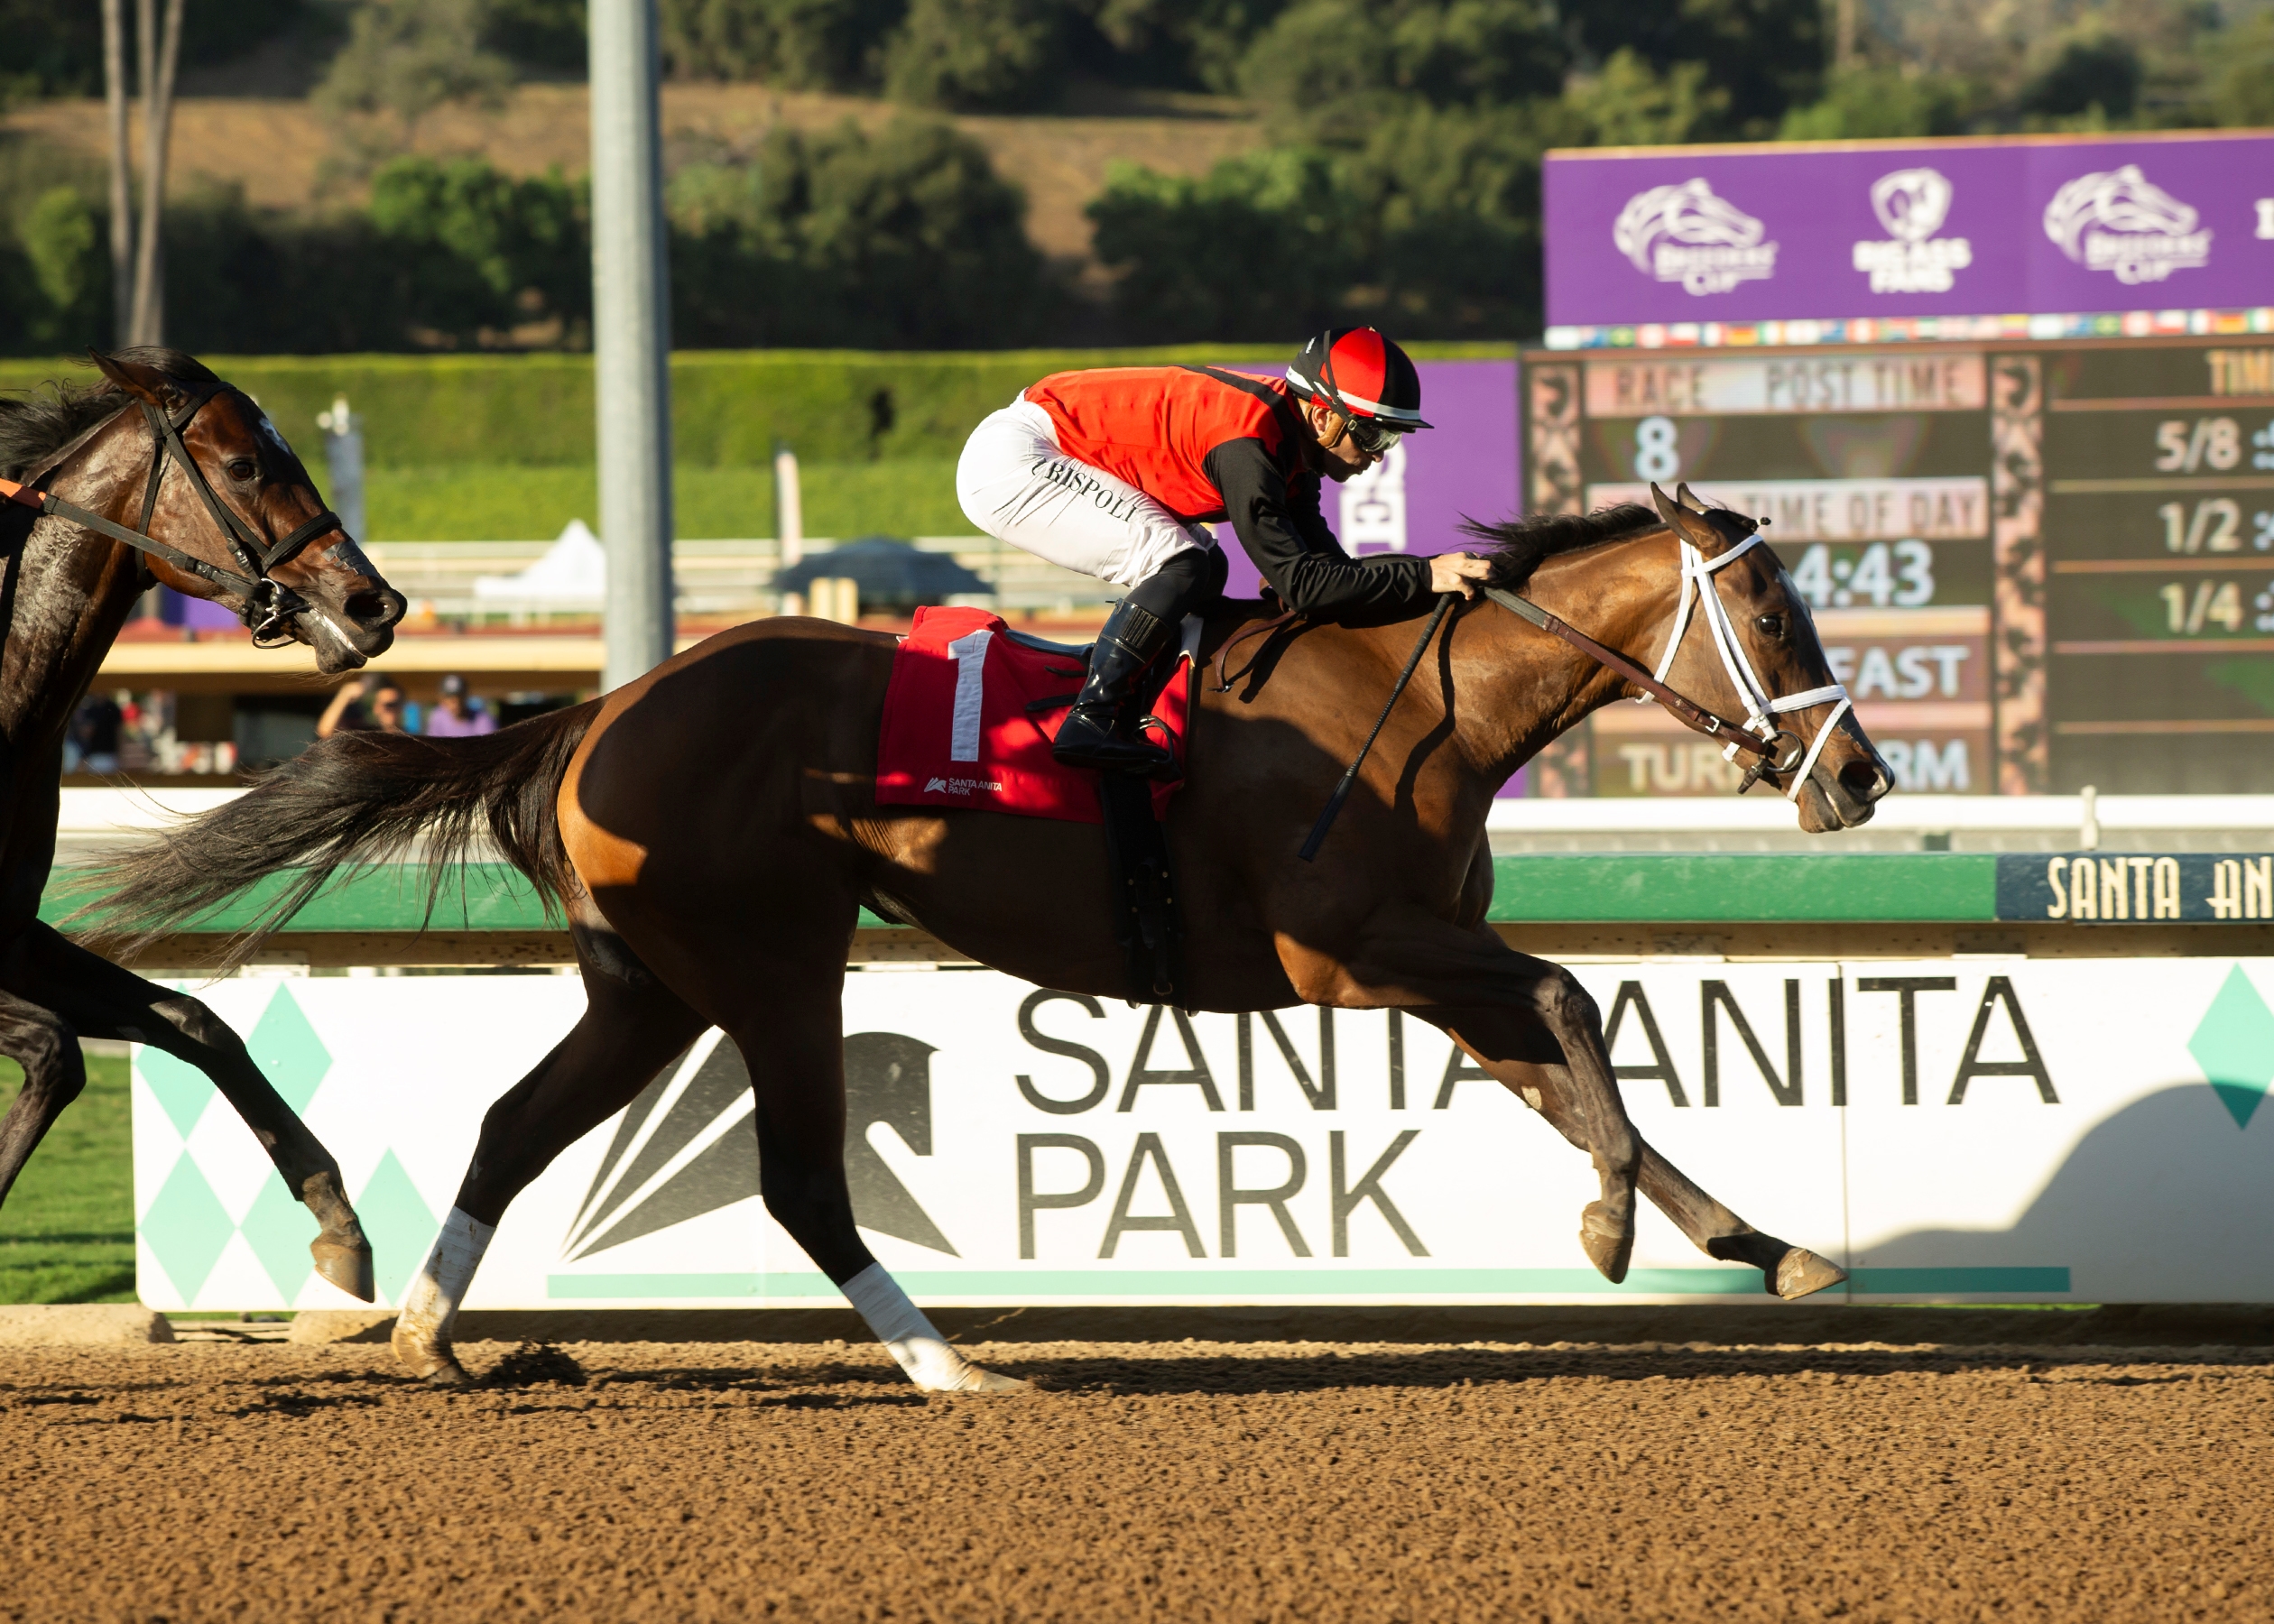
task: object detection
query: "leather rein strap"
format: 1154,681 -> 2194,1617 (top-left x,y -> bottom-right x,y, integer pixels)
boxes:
1481,584 -> 1789,769
0,383 -> 338,646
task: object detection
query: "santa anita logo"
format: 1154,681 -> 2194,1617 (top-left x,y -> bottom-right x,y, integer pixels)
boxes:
2043,163 -> 2212,284
1852,168 -> 1972,294
1613,178 -> 1777,296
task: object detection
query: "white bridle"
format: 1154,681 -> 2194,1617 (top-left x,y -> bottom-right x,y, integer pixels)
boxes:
1648,531 -> 1853,802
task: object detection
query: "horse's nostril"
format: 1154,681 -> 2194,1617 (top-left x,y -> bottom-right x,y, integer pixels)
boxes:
1839,758 -> 1885,801
347,588 -> 407,628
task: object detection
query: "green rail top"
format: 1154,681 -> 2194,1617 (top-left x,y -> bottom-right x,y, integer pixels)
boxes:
41,852 -> 2269,934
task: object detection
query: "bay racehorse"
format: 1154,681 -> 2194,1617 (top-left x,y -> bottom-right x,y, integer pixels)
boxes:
2,350 -> 405,1301
89,485 -> 1889,1383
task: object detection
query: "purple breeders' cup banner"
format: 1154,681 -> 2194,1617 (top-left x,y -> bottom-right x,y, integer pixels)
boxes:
1207,358 -> 1524,791
1545,132 -> 2274,328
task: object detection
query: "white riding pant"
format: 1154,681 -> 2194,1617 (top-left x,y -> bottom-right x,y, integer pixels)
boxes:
956,399 -> 1214,590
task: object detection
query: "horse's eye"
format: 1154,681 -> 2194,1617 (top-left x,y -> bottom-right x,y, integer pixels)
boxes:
1753,614 -> 1787,640
226,459 -> 257,483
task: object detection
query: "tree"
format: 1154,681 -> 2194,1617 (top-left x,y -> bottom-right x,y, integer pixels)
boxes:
1561,0 -> 1824,137
2020,32 -> 2143,121
367,157 -> 587,344
661,0 -> 903,88
1240,0 -> 1566,141
670,118 -> 1055,346
1565,48 -> 1728,146
1088,147 -> 1358,338
883,0 -> 1065,109
1778,63 -> 1972,140
22,188 -> 102,351
2208,10 -> 2274,127
317,0 -> 515,147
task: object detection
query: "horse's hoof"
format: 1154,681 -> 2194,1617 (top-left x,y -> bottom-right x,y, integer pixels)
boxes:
949,1365 -> 1033,1395
392,1324 -> 470,1386
310,1234 -> 375,1303
1772,1247 -> 1847,1301
1579,1200 -> 1633,1285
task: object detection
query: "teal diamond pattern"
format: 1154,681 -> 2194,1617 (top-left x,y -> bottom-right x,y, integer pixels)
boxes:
137,1047 -> 214,1139
140,1154 -> 236,1302
246,986 -> 331,1113
356,1150 -> 439,1305
2188,966 -> 2274,1130
238,1175 -> 315,1302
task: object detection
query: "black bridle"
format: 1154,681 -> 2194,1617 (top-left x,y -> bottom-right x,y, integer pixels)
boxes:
0,380 -> 344,647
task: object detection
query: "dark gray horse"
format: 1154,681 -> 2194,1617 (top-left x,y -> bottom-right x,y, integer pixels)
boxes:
0,350 -> 405,1300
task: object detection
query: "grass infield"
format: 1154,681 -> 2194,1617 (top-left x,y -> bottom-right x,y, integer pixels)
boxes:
0,1050 -> 134,1305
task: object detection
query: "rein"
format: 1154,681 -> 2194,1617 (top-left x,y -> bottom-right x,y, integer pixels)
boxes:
0,382 -> 341,647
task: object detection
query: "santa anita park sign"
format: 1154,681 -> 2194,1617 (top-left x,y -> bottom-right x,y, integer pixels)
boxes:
131,962 -> 2274,1313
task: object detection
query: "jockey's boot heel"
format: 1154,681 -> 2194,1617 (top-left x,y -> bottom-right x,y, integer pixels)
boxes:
1053,600 -> 1177,776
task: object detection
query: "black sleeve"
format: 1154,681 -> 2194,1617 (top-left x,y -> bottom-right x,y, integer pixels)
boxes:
1203,438 -> 1435,623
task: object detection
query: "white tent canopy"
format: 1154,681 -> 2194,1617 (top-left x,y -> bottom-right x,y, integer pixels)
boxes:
473,519 -> 607,603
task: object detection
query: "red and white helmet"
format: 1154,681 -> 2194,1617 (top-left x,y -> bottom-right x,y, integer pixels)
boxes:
1286,327 -> 1431,432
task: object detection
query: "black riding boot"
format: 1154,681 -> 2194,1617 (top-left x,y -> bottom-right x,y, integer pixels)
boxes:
1052,599 -> 1179,775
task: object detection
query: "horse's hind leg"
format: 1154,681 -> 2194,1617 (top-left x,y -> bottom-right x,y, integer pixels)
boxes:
1426,1015 -> 1844,1300
0,924 -> 374,1300
394,964 -> 707,1384
722,970 -> 1028,1395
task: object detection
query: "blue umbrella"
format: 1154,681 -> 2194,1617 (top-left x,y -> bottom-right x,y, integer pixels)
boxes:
776,537 -> 991,614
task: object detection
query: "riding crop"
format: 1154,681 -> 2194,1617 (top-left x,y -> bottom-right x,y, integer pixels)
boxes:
1298,592 -> 1456,862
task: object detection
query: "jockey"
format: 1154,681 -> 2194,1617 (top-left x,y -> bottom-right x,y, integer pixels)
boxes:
956,326 -> 1493,775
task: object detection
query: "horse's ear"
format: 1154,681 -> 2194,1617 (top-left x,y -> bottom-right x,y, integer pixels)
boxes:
1675,482 -> 1704,512
89,351 -> 176,409
1650,481 -> 1715,549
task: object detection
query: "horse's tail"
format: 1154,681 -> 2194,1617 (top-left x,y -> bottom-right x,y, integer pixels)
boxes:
72,700 -> 601,969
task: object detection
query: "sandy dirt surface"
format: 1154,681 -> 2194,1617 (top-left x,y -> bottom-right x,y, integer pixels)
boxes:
1,1335 -> 2269,1622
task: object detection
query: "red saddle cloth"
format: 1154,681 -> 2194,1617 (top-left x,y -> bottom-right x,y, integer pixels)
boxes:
875,605 -> 1190,824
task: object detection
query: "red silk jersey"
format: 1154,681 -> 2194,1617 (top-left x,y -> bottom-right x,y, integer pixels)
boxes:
1021,365 -> 1295,523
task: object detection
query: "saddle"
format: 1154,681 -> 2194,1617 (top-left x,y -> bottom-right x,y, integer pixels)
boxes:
874,606 -> 1196,1004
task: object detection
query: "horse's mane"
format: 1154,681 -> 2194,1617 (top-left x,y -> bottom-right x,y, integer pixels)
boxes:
1461,503 -> 1661,590
0,348 -> 217,481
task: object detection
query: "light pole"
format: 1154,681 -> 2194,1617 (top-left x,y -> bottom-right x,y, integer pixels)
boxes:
588,0 -> 675,692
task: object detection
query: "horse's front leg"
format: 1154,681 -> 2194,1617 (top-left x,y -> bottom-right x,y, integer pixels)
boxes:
0,923 -> 374,1301
1287,915 -> 1641,1281
1416,1008 -> 1844,1299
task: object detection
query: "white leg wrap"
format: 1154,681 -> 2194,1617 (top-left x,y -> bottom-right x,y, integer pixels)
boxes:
842,1262 -> 994,1392
397,1207 -> 495,1347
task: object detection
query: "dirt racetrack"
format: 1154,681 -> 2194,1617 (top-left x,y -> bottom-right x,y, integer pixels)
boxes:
3,1334 -> 2269,1622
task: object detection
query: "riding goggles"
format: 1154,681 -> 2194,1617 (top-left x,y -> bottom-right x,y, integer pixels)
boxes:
1344,416 -> 1404,457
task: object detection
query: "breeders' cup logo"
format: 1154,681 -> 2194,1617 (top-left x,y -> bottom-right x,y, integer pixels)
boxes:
1852,168 -> 1972,294
2042,164 -> 2212,284
1613,178 -> 1777,296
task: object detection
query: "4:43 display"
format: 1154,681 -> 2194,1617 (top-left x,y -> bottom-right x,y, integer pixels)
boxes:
1789,540 -> 1937,609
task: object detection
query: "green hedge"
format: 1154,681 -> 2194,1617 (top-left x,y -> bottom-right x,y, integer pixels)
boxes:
0,343 -> 1514,472
369,460 -> 962,541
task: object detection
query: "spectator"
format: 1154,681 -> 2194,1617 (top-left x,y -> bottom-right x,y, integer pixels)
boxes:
67,692 -> 124,774
423,673 -> 496,737
317,674 -> 407,740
